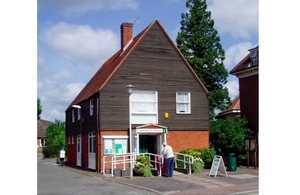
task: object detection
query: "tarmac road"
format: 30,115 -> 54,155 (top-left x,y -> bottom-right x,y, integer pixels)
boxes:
38,153 -> 258,195
38,154 -> 160,195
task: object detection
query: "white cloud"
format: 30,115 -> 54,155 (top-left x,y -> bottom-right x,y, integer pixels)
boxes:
38,78 -> 85,121
225,78 -> 239,99
208,0 -> 258,38
39,0 -> 139,17
39,22 -> 118,66
224,42 -> 256,71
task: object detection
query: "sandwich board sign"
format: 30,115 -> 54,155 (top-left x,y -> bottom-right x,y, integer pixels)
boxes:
209,155 -> 228,177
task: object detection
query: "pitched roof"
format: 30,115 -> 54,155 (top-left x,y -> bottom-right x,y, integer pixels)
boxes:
37,119 -> 53,138
66,19 -> 209,111
230,45 -> 259,75
216,95 -> 240,118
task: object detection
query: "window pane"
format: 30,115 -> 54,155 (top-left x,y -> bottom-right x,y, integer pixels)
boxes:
131,90 -> 157,124
176,92 -> 191,114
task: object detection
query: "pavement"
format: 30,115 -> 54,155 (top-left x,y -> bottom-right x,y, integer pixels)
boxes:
39,154 -> 258,195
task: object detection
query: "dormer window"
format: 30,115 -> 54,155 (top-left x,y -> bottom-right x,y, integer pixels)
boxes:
250,49 -> 258,67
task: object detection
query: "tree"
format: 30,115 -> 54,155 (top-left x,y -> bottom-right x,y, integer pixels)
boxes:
210,117 -> 252,155
176,0 -> 231,119
43,119 -> 66,158
37,97 -> 42,120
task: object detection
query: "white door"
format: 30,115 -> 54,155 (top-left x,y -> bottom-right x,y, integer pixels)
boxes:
88,132 -> 96,169
77,135 -> 81,167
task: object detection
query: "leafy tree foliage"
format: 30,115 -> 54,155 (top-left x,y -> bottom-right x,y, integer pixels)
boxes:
44,120 -> 66,157
176,0 -> 231,119
210,117 -> 252,155
37,97 -> 42,120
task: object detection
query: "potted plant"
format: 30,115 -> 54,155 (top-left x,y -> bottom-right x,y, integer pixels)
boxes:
134,154 -> 153,177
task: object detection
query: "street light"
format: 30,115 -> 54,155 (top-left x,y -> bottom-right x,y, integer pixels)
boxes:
72,104 -> 82,169
126,84 -> 134,179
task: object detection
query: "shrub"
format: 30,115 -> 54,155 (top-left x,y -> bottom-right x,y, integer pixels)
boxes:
134,154 -> 153,177
42,145 -> 57,158
199,148 -> 216,169
192,158 -> 204,174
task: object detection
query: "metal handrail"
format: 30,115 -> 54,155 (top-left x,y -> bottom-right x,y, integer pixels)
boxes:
102,152 -> 194,177
173,152 -> 194,175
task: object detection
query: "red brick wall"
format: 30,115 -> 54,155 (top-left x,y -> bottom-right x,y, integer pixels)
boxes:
239,74 -> 258,134
164,130 -> 209,152
69,129 -> 210,172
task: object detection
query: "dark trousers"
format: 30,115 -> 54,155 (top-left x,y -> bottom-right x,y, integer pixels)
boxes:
166,157 -> 174,177
60,158 -> 64,166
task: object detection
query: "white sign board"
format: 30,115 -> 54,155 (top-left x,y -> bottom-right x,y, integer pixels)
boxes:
209,155 -> 228,177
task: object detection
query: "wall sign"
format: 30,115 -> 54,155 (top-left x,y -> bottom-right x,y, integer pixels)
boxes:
209,155 -> 228,177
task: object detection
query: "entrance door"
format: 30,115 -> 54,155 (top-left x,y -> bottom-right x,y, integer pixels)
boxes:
88,132 -> 96,169
77,135 -> 81,166
139,135 -> 155,153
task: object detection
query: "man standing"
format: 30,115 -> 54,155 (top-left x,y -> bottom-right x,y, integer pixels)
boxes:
162,142 -> 175,177
59,149 -> 66,166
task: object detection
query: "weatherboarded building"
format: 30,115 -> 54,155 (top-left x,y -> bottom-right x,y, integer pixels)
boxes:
65,20 -> 210,173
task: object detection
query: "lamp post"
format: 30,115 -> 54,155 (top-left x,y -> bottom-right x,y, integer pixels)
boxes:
72,105 -> 82,169
126,84 -> 134,179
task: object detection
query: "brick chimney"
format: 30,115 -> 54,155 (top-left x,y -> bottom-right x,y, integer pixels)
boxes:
120,22 -> 133,51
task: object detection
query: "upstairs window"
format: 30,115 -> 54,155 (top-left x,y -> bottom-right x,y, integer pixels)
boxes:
176,92 -> 191,114
72,109 -> 75,122
131,90 -> 158,124
90,99 -> 94,116
77,108 -> 81,121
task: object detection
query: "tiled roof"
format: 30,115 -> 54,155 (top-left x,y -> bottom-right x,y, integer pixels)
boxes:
66,19 -> 208,111
217,95 -> 240,117
230,45 -> 259,75
37,119 -> 53,138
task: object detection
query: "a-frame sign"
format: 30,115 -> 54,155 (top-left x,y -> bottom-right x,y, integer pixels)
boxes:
209,155 -> 228,177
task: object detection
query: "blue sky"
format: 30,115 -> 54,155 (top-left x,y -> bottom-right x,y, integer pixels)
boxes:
37,0 -> 258,122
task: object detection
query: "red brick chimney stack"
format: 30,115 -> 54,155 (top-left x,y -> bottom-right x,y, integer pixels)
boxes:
120,22 -> 133,51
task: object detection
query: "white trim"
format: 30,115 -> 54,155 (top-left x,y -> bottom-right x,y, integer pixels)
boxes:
234,67 -> 258,79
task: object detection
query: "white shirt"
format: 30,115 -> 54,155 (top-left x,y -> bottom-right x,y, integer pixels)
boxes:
162,145 -> 174,159
60,150 -> 65,158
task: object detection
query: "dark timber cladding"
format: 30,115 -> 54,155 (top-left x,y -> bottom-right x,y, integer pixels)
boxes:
99,21 -> 209,130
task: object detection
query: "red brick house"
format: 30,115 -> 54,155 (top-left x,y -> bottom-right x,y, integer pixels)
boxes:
37,119 -> 53,153
65,19 -> 210,173
230,45 -> 259,167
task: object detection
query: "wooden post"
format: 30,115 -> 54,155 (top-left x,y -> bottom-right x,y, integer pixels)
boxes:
247,151 -> 249,168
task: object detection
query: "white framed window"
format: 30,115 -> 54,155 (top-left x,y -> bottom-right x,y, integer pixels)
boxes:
176,92 -> 191,114
103,136 -> 128,154
90,99 -> 94,116
250,50 -> 258,66
40,138 -> 46,147
77,108 -> 81,121
72,109 -> 75,122
131,90 -> 158,124
89,132 -> 96,153
72,135 -> 74,144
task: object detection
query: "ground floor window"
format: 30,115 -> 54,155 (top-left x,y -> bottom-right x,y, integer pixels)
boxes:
40,138 -> 46,147
103,136 -> 128,154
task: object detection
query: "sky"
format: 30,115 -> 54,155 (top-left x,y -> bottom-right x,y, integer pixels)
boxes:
37,0 -> 258,122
